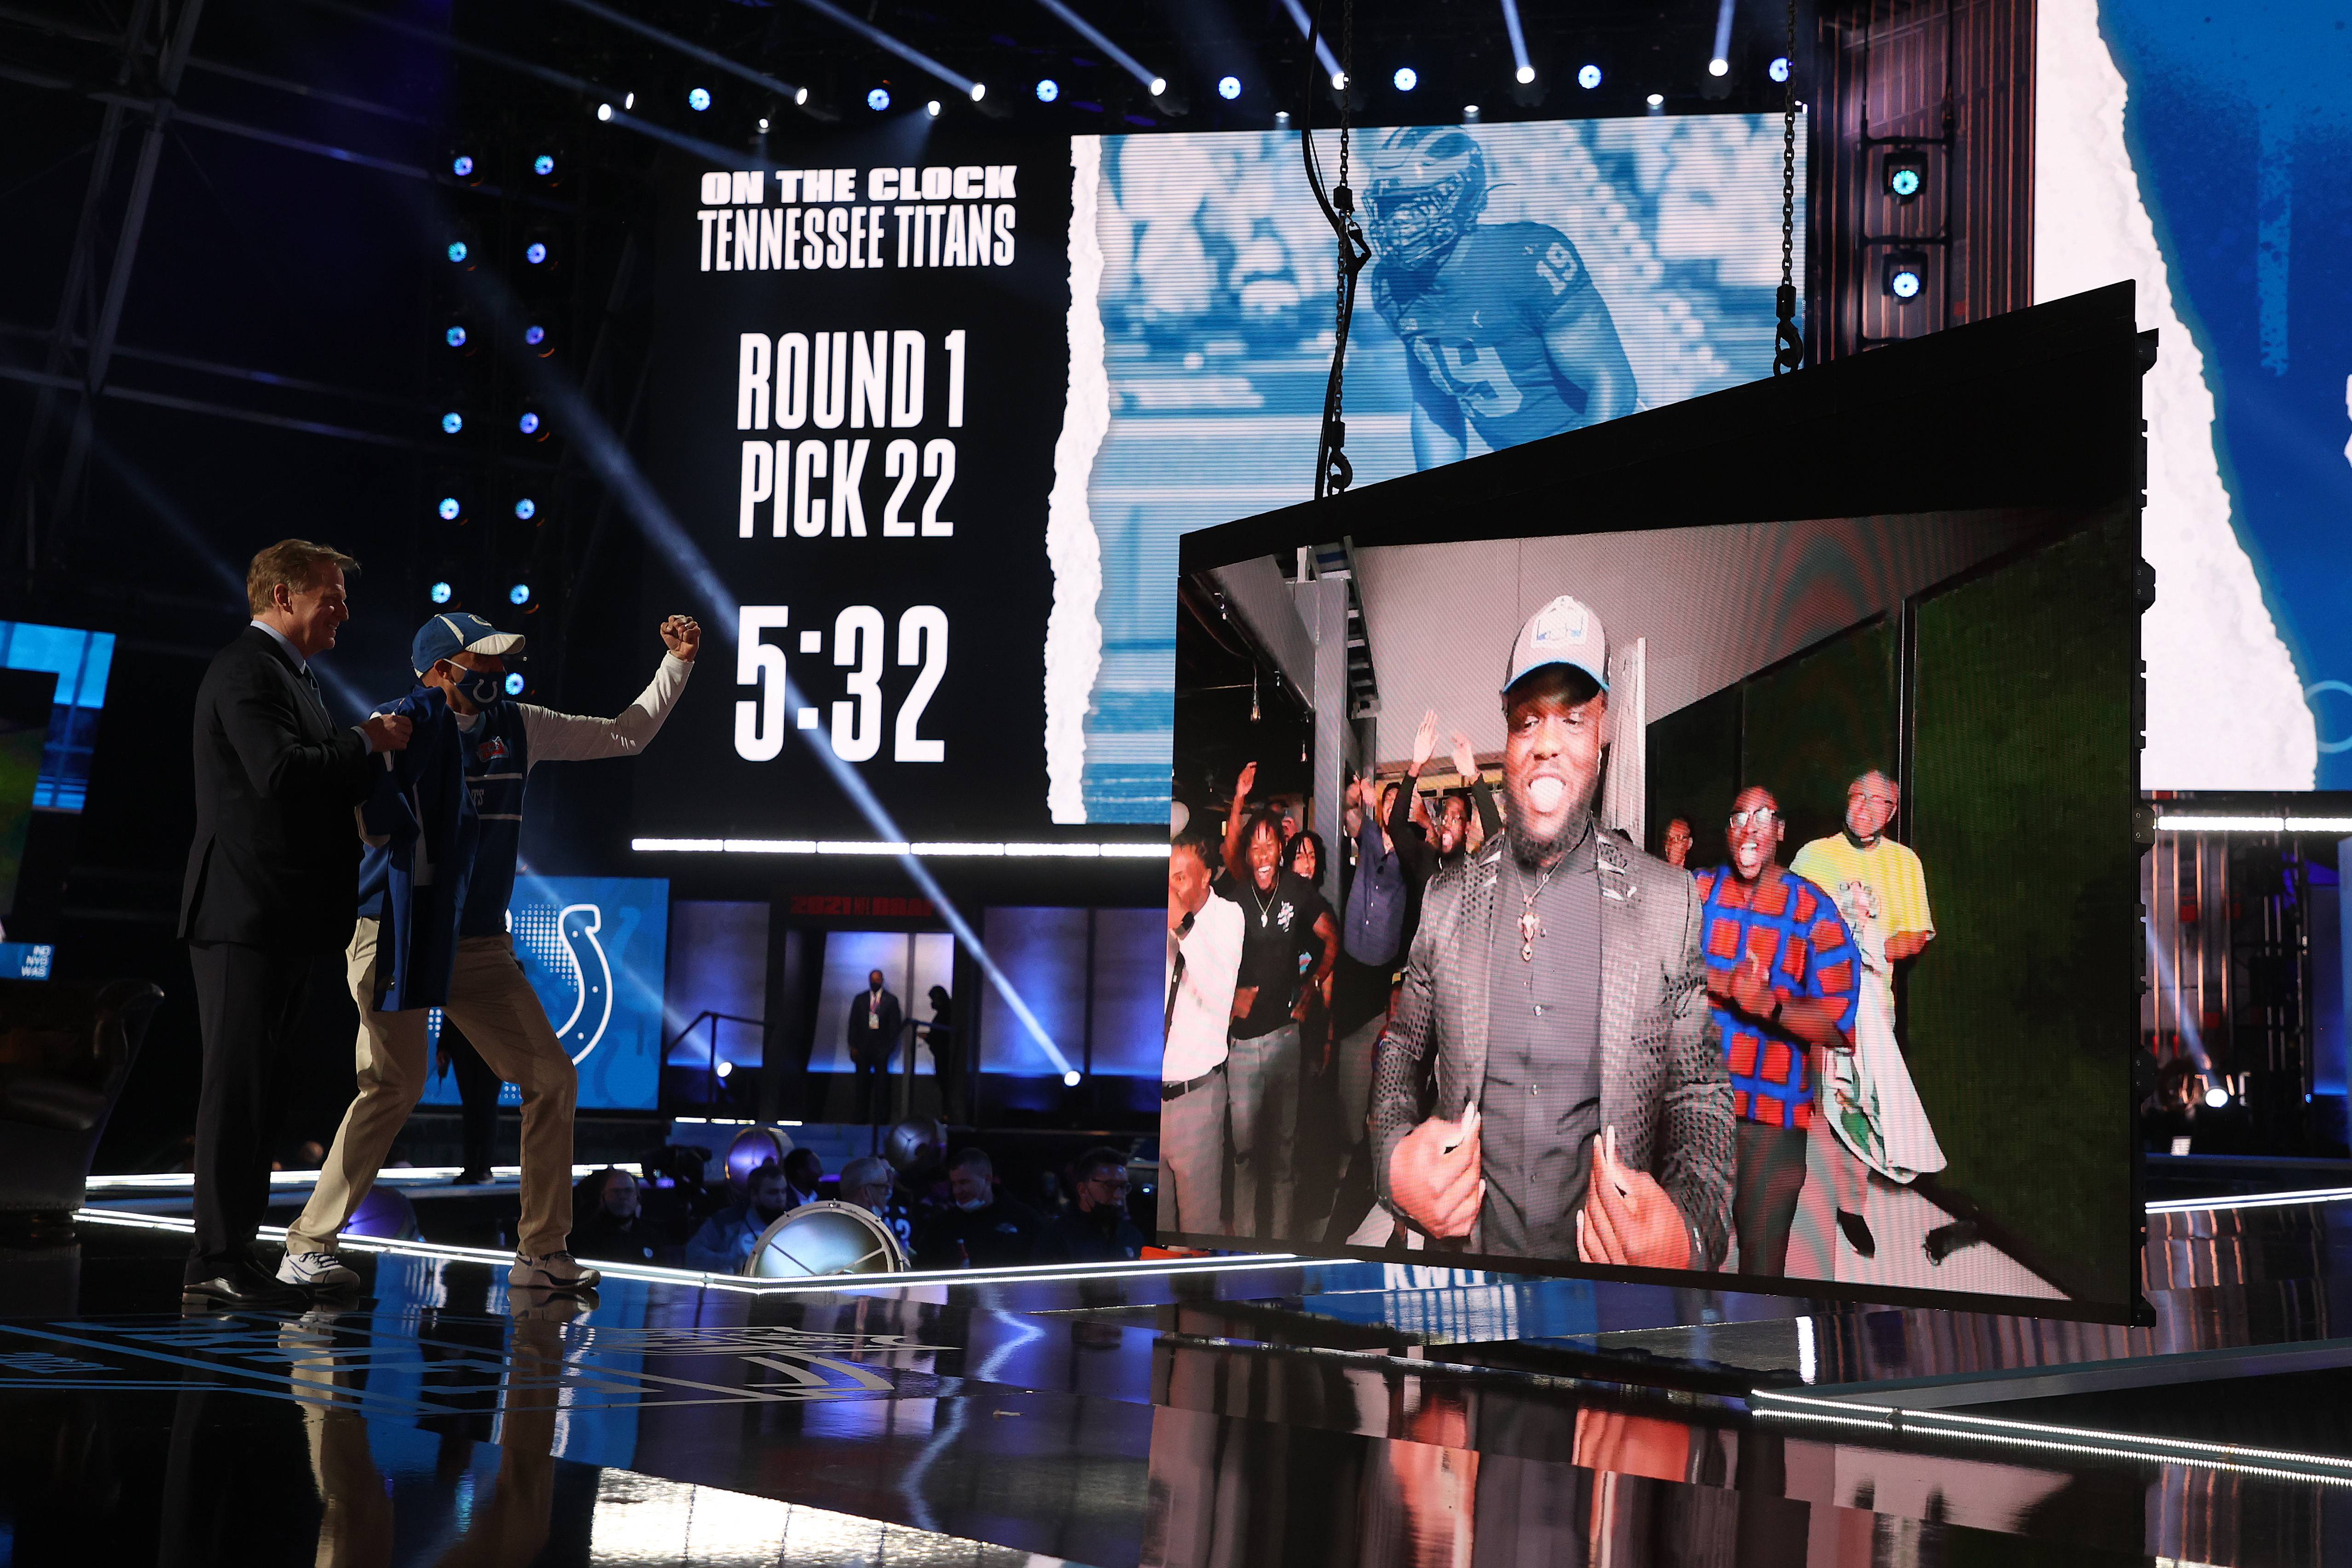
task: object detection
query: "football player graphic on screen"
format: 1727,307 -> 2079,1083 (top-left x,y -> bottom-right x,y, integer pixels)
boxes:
1365,125 -> 1640,471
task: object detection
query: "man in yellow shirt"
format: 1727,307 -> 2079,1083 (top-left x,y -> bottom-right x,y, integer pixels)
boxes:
1789,769 -> 1934,1258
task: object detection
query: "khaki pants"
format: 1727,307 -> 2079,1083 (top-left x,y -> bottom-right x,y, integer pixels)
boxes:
287,920 -> 576,1257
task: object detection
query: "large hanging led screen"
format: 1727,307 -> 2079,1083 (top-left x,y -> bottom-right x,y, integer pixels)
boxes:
634,115 -> 1803,842
1164,292 -> 2149,1319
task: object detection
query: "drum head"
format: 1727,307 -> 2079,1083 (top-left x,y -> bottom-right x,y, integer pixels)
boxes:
745,1200 -> 910,1279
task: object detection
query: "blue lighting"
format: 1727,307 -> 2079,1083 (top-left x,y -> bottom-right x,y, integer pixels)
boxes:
1890,167 -> 1923,198
1035,78 -> 1059,103
1768,55 -> 1791,83
445,241 -> 468,264
451,154 -> 474,178
509,583 -> 532,606
444,325 -> 466,348
533,153 -> 555,176
524,242 -> 548,265
688,87 -> 711,111
518,411 -> 542,435
440,411 -> 463,434
1062,1070 -> 1082,1087
524,324 -> 546,347
1578,63 -> 1602,89
867,87 -> 890,111
429,581 -> 454,605
504,671 -> 527,695
437,496 -> 462,521
1393,67 -> 1418,92
1217,75 -> 1241,100
1890,266 -> 1923,300
514,498 -> 537,521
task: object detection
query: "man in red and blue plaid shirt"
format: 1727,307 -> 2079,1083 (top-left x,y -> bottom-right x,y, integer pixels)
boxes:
1692,786 -> 1859,1276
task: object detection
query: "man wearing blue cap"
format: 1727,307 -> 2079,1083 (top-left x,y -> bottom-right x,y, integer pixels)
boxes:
281,610 -> 699,1293
1370,594 -> 1734,1272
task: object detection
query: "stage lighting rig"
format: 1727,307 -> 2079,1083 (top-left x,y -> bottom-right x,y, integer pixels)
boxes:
448,146 -> 483,185
868,87 -> 890,110
514,498 -> 537,521
1218,75 -> 1241,100
505,672 -> 527,695
429,581 -> 455,605
926,98 -> 941,117
1036,78 -> 1058,102
688,86 -> 711,111
518,409 -> 546,439
523,322 -> 553,356
1578,64 -> 1601,89
439,410 -> 466,436
443,230 -> 476,269
1393,67 -> 1417,92
509,582 -> 532,606
520,227 -> 558,271
1768,55 -> 1791,82
443,321 -> 473,352
1884,146 -> 1928,202
437,495 -> 463,522
1885,251 -> 1926,301
1516,65 -> 1536,84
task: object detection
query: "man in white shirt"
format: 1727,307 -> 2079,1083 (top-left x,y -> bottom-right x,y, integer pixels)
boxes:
282,611 -> 697,1296
1162,832 -> 1244,1238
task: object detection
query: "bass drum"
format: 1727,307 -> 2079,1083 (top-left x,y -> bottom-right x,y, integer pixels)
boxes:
744,1200 -> 910,1279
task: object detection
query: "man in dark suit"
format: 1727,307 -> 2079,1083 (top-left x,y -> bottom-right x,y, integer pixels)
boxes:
1371,594 -> 1734,1272
847,969 -> 902,1124
179,539 -> 411,1306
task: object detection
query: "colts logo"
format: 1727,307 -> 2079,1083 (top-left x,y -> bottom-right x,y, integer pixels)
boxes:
513,903 -> 613,1065
475,736 -> 511,765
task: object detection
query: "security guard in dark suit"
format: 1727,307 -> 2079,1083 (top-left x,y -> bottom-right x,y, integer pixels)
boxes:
178,539 -> 410,1307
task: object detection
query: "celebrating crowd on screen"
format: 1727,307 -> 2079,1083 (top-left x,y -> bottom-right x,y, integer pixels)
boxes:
1163,590 -> 1949,1281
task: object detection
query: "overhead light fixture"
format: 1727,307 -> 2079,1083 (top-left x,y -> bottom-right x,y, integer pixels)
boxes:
509,582 -> 532,606
1463,103 -> 1480,120
757,116 -> 769,130
1646,91 -> 1665,107
1218,74 -> 1242,100
1275,0 -> 1344,89
868,86 -> 891,110
1497,0 -> 1532,85
2203,1084 -> 2231,1110
1885,251 -> 1926,301
1709,57 -> 1729,76
1036,77 -> 1059,102
440,411 -> 464,435
688,86 -> 711,110
443,324 -> 468,349
1578,63 -> 1601,89
436,496 -> 462,521
623,91 -> 635,108
1062,1070 -> 1083,1087
969,81 -> 986,101
1330,69 -> 1347,89
1028,0 -> 1168,101
1769,55 -> 1791,82
504,672 -> 527,696
794,86 -> 809,104
1274,109 -> 1289,124
926,98 -> 942,116
514,498 -> 537,521
429,581 -> 454,605
1393,66 -> 1417,91
795,0 -> 985,106
1884,146 -> 1928,201
596,102 -> 612,120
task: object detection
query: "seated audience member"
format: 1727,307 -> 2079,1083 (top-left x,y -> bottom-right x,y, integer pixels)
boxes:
682,1160 -> 791,1273
914,1149 -> 1042,1269
1037,1148 -> 1147,1263
572,1168 -> 655,1262
839,1154 -> 916,1257
782,1147 -> 824,1209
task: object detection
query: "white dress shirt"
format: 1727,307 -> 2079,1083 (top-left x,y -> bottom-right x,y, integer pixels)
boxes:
1163,891 -> 1244,1082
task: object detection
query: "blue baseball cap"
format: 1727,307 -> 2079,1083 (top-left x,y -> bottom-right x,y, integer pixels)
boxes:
412,611 -> 526,675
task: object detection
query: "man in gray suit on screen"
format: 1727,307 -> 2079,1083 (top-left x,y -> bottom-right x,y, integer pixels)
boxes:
1371,594 -> 1734,1271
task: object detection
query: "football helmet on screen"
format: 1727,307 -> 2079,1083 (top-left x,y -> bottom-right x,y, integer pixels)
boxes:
1364,125 -> 1489,272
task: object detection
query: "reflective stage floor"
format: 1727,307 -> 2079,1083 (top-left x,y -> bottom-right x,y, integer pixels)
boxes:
4,1189 -> 2351,1566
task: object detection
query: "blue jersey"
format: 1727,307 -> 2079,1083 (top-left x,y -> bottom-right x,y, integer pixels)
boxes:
1372,221 -> 1617,454
456,700 -> 530,938
355,685 -> 476,1010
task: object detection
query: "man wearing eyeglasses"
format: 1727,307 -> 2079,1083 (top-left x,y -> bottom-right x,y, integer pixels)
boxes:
1790,769 -> 1937,1259
1693,787 -> 1861,1275
1038,1148 -> 1146,1262
1370,595 -> 1735,1273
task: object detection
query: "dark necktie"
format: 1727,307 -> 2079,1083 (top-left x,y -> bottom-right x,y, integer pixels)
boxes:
1165,911 -> 1195,1037
296,664 -> 326,720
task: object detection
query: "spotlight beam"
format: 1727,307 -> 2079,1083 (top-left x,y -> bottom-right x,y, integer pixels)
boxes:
1025,0 -> 1160,93
295,0 -> 615,100
1274,0 -> 1343,87
790,0 -> 977,98
1711,0 -> 1736,68
553,0 -> 806,107
1497,0 -> 1531,77
438,213 -> 1074,1076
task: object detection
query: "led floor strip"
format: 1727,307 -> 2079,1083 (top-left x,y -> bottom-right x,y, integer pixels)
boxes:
2145,1186 -> 2352,1214
74,1208 -> 1294,1296
631,838 -> 1166,858
84,1164 -> 631,1193
1751,1388 -> 2352,1486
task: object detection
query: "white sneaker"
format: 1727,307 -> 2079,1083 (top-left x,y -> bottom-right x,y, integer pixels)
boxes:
509,1251 -> 601,1291
277,1250 -> 362,1291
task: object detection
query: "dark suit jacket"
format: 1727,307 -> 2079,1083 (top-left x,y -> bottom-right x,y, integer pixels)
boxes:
1370,827 -> 1736,1268
179,625 -> 374,951
847,987 -> 903,1065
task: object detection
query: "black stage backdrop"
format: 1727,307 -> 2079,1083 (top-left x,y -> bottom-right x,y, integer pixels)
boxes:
639,135 -> 1074,841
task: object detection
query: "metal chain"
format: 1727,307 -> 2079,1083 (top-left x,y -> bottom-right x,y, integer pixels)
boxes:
1773,0 -> 1804,374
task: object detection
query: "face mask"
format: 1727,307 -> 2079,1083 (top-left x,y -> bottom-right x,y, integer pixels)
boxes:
456,669 -> 505,707
956,1195 -> 990,1212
